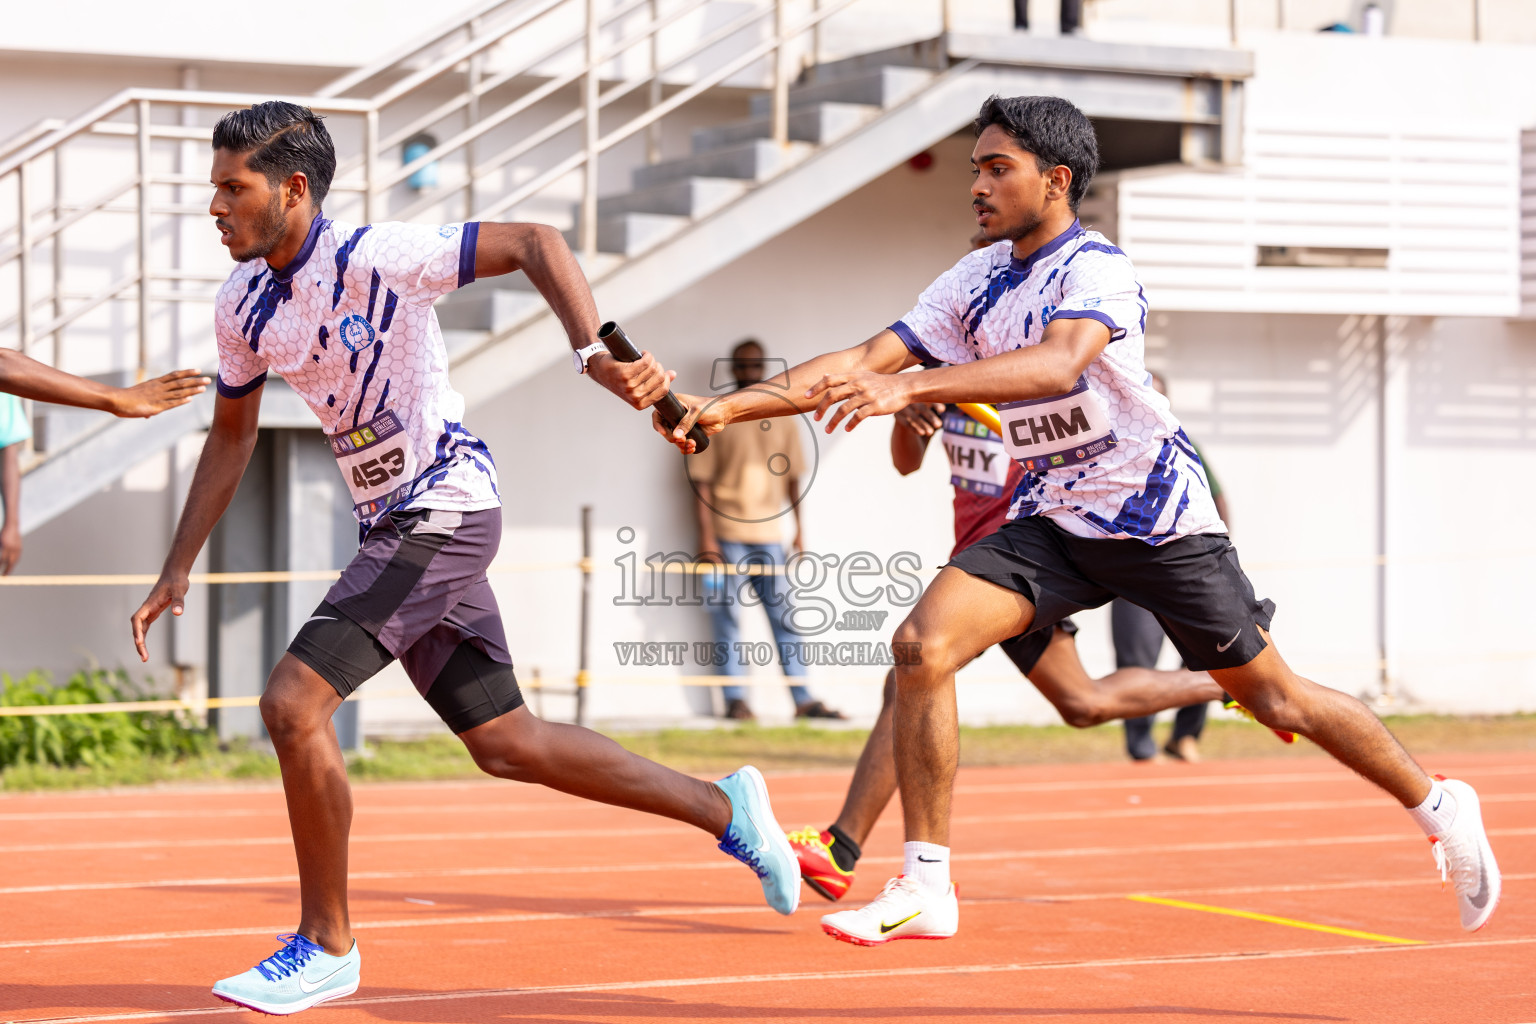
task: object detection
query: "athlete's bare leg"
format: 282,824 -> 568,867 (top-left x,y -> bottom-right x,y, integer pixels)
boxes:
829,669 -> 900,845
1027,630 -> 1222,728
828,632 -> 1221,846
258,655 -> 353,956
260,656 -> 736,959
1213,627 -> 1430,807
458,707 -> 732,835
891,567 -> 1035,845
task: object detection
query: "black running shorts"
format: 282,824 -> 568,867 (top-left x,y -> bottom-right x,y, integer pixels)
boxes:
998,618 -> 1079,676
948,517 -> 1274,672
286,507 -> 523,734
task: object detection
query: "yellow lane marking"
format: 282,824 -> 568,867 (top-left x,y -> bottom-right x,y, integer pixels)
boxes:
1127,894 -> 1423,945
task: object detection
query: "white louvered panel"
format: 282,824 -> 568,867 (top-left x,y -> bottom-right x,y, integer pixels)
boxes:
1105,123 -> 1521,316
1522,129 -> 1536,317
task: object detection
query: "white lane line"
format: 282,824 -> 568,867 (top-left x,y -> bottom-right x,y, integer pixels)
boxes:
3,860 -> 1529,950
8,789 -> 1534,826
5,826 -> 1533,895
9,792 -> 1534,856
8,935 -> 1534,1024
3,762 -> 1530,816
950,762 -> 1536,796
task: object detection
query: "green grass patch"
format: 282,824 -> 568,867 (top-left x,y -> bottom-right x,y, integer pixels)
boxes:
2,711 -> 1531,791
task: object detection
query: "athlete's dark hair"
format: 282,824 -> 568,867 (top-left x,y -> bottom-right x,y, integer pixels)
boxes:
212,101 -> 336,209
973,95 -> 1099,211
732,338 -> 764,358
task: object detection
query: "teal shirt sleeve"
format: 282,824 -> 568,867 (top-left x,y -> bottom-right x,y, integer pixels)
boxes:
0,394 -> 31,450
1189,438 -> 1221,501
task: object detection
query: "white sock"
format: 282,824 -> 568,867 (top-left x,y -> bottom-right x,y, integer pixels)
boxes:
1407,779 -> 1458,836
903,841 -> 950,893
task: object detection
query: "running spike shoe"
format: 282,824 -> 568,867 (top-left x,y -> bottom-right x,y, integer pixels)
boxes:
211,933 -> 360,1015
1427,778 -> 1501,931
1223,697 -> 1296,744
788,826 -> 855,901
715,765 -> 800,915
821,876 -> 958,946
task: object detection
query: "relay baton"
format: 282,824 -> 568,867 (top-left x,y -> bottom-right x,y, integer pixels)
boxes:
957,402 -> 1003,436
598,321 -> 710,453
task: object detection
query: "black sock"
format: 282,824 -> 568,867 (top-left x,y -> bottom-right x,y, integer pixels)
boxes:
827,824 -> 861,871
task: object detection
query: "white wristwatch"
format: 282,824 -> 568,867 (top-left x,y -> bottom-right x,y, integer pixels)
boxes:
572,341 -> 607,375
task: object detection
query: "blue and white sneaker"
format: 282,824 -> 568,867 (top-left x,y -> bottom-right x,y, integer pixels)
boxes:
715,765 -> 800,915
211,933 -> 360,1015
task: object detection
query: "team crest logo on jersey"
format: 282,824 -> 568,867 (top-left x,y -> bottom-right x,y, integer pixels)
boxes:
439,225 -> 459,238
337,314 -> 376,353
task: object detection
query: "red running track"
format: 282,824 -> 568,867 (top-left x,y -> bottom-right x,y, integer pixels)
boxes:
0,751 -> 1531,1024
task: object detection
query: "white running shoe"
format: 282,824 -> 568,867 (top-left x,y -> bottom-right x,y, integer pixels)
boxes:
820,875 -> 958,946
1429,779 -> 1501,932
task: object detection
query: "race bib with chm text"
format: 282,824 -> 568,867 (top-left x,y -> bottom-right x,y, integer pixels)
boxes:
329,410 -> 419,517
942,408 -> 1009,497
998,376 -> 1117,471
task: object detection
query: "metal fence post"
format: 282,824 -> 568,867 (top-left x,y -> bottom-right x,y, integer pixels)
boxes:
647,0 -> 662,164
576,504 -> 593,726
136,98 -> 152,381
465,15 -> 482,221
772,0 -> 789,146
363,109 -> 378,225
16,163 -> 31,359
581,0 -> 600,261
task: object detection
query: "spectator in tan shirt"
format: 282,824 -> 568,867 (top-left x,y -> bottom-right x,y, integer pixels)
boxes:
687,340 -> 843,721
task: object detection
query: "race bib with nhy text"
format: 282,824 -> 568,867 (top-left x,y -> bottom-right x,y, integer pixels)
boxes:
942,408 -> 1010,498
329,411 -> 419,517
998,377 -> 1117,471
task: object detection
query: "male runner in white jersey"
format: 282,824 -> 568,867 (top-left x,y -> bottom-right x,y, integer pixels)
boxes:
128,102 -> 799,1015
659,95 -> 1499,944
789,398 -> 1226,902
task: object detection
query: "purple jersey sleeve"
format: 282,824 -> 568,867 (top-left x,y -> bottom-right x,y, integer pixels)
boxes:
357,221 -> 481,306
1050,249 -> 1147,342
893,249 -> 993,366
214,280 -> 270,398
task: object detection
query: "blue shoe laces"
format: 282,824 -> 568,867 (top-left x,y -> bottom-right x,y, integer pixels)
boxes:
253,933 -> 324,982
718,829 -> 767,879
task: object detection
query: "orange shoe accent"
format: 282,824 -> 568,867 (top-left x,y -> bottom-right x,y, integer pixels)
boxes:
787,827 -> 854,901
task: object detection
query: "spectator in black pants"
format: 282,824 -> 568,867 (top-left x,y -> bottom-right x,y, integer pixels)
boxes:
1118,374 -> 1229,762
1015,0 -> 1083,34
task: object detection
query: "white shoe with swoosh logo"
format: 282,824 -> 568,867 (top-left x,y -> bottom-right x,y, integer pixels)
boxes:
1428,779 -> 1501,932
821,875 -> 959,946
212,933 -> 360,1015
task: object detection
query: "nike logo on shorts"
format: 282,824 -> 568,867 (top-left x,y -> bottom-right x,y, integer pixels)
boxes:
1216,628 -> 1242,653
302,616 -> 337,629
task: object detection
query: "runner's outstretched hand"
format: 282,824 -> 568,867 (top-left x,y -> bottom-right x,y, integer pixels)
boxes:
0,349 -> 208,416
652,391 -> 721,454
131,573 -> 189,662
110,369 -> 211,418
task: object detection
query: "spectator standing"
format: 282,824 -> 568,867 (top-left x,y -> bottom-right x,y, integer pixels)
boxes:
687,340 -> 843,722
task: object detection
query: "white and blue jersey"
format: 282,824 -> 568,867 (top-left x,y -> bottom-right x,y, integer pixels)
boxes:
891,220 -> 1223,544
214,215 -> 499,536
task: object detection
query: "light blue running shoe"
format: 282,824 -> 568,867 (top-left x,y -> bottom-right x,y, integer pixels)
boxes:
715,765 -> 800,915
211,933 -> 360,1015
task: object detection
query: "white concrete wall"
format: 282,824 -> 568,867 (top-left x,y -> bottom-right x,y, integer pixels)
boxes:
3,12 -> 1534,729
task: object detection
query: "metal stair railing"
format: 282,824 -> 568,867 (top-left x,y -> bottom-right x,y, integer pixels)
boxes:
0,0 -> 926,480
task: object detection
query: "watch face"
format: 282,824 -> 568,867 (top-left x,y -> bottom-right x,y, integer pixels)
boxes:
573,348 -> 587,374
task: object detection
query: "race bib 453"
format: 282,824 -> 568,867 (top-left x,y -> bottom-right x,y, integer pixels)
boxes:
998,377 -> 1116,471
329,411 -> 419,517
